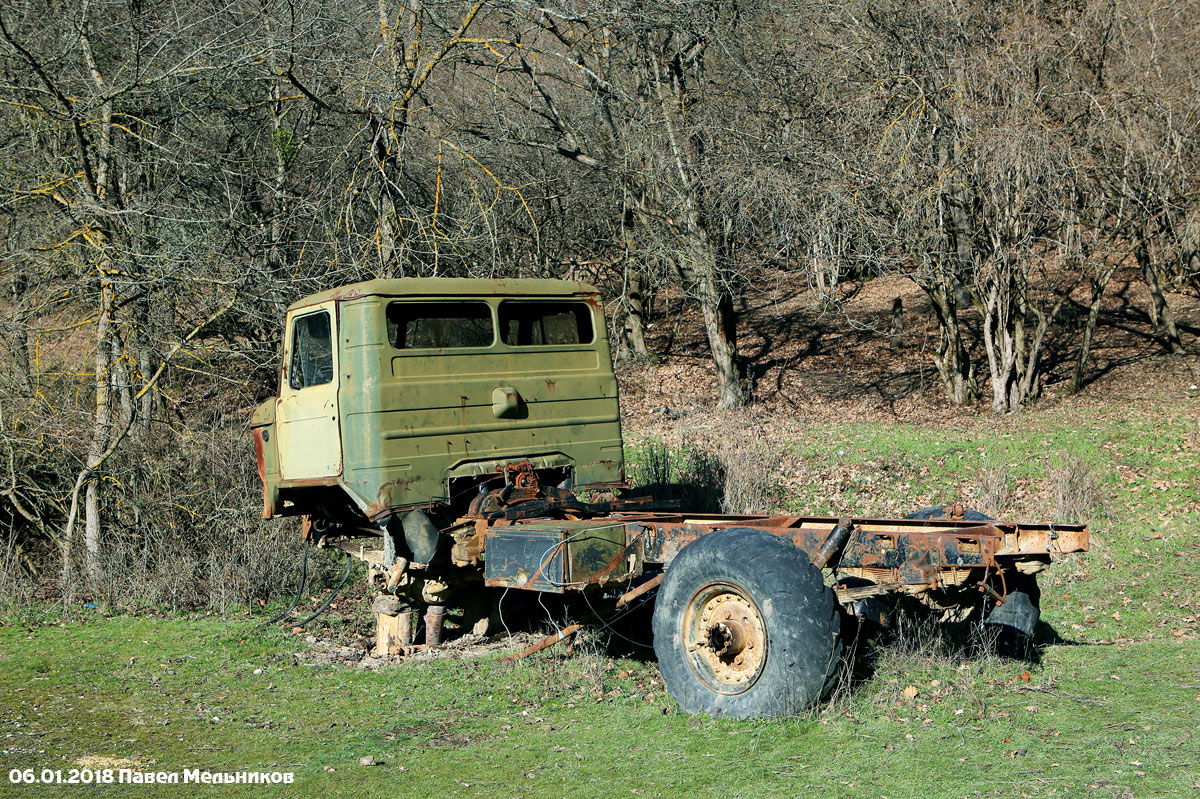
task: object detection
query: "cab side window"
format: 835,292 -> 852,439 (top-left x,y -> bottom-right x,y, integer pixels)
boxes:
289,311 -> 333,390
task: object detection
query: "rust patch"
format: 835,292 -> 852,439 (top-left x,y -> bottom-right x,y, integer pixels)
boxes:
329,286 -> 367,301
366,477 -> 420,520
252,427 -> 272,519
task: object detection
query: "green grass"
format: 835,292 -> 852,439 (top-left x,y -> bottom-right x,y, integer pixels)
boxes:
0,617 -> 1196,797
2,392 -> 1199,797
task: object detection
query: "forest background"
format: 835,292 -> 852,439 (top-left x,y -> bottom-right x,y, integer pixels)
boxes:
1,0 -> 1198,603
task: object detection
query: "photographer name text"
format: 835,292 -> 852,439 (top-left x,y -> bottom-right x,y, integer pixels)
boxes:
10,768 -> 294,786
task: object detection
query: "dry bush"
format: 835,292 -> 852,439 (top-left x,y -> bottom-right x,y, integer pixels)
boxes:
714,427 -> 785,515
0,378 -> 81,599
95,425 -> 302,613
629,440 -> 724,514
1051,452 -> 1108,523
40,421 -> 306,614
974,461 -> 1012,518
513,626 -> 613,701
0,526 -> 36,614
680,449 -> 726,513
206,523 -> 300,614
554,628 -> 611,694
630,423 -> 786,515
862,605 -> 1000,708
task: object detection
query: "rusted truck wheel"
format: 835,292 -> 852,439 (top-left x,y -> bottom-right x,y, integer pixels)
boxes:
652,528 -> 843,719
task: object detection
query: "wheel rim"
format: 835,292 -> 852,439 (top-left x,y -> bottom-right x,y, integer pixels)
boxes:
681,581 -> 768,695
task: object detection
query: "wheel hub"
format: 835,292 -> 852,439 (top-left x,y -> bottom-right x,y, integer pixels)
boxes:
682,582 -> 767,694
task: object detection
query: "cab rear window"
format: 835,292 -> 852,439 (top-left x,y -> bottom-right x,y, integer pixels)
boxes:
387,302 -> 494,349
498,301 -> 594,346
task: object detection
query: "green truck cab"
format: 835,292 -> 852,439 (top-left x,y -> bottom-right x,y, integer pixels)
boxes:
250,278 -> 625,531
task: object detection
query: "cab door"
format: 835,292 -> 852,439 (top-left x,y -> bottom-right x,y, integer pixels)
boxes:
276,302 -> 342,480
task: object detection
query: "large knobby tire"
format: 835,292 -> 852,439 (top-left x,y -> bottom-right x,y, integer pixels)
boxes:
652,528 -> 843,719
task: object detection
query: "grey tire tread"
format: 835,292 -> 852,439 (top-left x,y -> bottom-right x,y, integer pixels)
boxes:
652,528 -> 843,719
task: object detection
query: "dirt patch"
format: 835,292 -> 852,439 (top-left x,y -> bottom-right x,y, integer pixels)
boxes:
292,630 -> 542,670
74,755 -> 150,770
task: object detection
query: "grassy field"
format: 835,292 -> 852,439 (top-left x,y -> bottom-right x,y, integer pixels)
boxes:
2,393 -> 1198,798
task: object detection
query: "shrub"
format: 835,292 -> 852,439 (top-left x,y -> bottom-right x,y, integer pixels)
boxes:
1051,452 -> 1107,523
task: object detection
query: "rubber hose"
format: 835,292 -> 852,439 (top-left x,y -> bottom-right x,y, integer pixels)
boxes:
293,552 -> 353,628
259,537 -> 310,627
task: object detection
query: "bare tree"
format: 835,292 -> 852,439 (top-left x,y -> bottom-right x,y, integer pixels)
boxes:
1076,1 -> 1198,355
815,1 -> 1116,410
476,2 -> 811,407
0,0 -> 261,579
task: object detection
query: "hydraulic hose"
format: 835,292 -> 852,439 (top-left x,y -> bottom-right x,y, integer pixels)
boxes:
292,552 -> 353,628
259,537 -> 310,627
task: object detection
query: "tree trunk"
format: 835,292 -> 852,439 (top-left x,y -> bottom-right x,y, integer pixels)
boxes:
814,260 -> 839,305
889,297 -> 903,348
267,75 -> 290,311
84,273 -> 115,582
80,24 -> 115,583
926,282 -> 974,405
928,106 -> 975,407
651,50 -> 744,409
673,238 -> 743,408
372,128 -> 401,277
977,262 -> 1073,412
620,266 -> 650,360
979,272 -> 1018,413
1136,239 -> 1184,353
1071,266 -> 1114,394
1015,300 -> 1052,407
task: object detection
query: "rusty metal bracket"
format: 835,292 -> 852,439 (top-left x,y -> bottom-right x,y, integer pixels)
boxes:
616,573 -> 664,608
980,582 -> 1006,606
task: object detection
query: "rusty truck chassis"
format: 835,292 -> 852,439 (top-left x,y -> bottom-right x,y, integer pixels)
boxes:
313,484 -> 1086,629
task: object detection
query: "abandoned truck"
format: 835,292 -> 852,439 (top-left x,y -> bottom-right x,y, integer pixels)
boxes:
249,277 -> 1088,719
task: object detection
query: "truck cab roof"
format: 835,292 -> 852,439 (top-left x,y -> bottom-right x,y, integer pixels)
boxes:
287,277 -> 602,312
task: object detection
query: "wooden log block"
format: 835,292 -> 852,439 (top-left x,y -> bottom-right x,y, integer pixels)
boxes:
375,607 -> 416,656
372,594 -> 401,616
